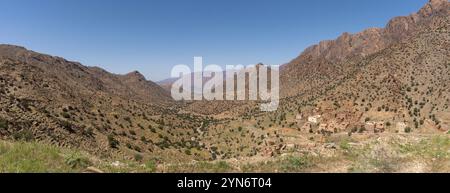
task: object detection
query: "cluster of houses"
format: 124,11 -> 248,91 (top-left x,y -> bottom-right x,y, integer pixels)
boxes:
298,114 -> 350,134
261,139 -> 298,157
364,121 -> 386,133
296,112 -> 412,134
259,110 -> 417,157
318,121 -> 350,135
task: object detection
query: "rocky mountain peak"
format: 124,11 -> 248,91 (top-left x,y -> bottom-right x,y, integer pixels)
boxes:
0,44 -> 30,59
419,0 -> 449,17
286,0 -> 449,67
124,70 -> 146,81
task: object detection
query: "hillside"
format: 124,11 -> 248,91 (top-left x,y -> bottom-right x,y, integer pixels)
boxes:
280,0 -> 449,98
0,45 -> 212,163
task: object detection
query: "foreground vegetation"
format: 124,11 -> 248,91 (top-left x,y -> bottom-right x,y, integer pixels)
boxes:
157,134 -> 450,173
0,134 -> 448,173
0,140 -> 155,173
0,141 -> 88,172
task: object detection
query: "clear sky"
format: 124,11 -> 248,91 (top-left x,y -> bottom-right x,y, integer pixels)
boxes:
0,0 -> 428,81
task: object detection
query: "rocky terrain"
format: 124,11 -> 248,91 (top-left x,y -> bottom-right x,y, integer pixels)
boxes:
281,0 -> 449,97
0,0 -> 449,173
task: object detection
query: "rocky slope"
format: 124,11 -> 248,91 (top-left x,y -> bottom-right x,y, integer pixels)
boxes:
0,45 -> 207,162
281,0 -> 449,97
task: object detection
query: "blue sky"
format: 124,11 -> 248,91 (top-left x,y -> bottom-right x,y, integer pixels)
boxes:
0,0 -> 427,81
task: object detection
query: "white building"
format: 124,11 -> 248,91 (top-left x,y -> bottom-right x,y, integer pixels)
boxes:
397,122 -> 407,133
308,115 -> 322,124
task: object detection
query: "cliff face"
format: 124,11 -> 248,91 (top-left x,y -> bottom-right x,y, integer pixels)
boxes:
288,0 -> 449,65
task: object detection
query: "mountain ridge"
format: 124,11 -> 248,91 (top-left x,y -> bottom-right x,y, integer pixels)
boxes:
280,0 -> 449,97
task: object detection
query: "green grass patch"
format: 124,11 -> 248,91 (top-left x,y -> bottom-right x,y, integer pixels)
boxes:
167,161 -> 232,173
280,155 -> 315,172
0,141 -> 86,172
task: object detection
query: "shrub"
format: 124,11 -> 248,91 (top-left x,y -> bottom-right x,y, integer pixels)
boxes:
134,153 -> 143,162
339,140 -> 351,151
145,160 -> 156,172
64,153 -> 91,169
60,120 -> 72,130
149,125 -> 156,133
281,155 -> 314,172
12,130 -> 34,141
405,127 -> 412,133
0,119 -> 8,129
215,161 -> 230,171
137,124 -> 144,130
83,128 -> 94,136
107,134 -> 119,149
358,127 -> 366,133
126,143 -> 132,149
133,145 -> 141,152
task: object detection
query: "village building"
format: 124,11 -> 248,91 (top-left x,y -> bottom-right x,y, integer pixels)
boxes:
365,121 -> 385,133
265,139 -> 277,146
285,144 -> 297,151
440,124 -> 449,132
262,147 -> 274,157
301,122 -> 312,133
336,114 -> 347,122
328,121 -> 341,133
308,115 -> 322,124
374,123 -> 385,133
365,121 -> 376,131
295,114 -> 303,121
318,124 -> 328,132
317,123 -> 336,135
313,108 -> 320,113
397,122 -> 407,133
